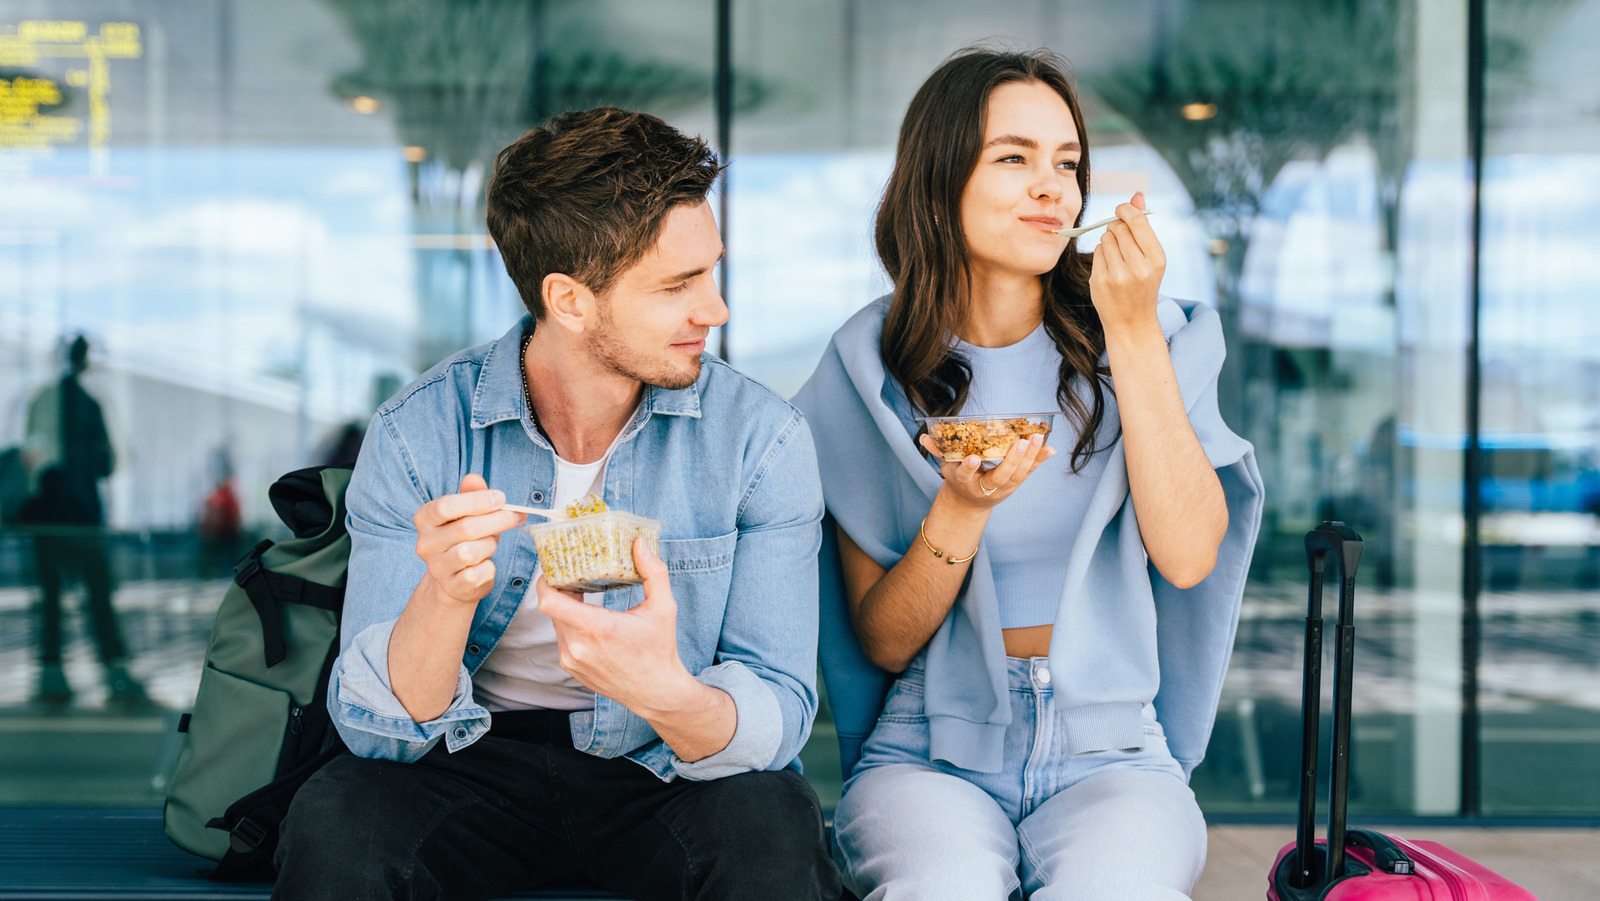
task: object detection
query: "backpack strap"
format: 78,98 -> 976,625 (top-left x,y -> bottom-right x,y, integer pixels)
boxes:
205,742 -> 347,880
232,541 -> 344,669
205,638 -> 347,880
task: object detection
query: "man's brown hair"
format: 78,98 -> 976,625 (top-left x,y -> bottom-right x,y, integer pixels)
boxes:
487,107 -> 722,318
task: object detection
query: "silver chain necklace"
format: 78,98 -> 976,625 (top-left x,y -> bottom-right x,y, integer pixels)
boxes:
519,330 -> 541,432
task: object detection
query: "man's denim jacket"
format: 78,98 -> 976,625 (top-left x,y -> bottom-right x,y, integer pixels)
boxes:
330,316 -> 825,781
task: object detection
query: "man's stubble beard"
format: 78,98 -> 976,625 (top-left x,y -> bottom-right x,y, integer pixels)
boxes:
587,302 -> 702,391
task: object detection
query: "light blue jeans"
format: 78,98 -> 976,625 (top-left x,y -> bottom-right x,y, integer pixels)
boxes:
832,657 -> 1207,901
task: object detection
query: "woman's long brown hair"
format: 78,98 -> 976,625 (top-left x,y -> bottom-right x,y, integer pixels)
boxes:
877,48 -> 1111,472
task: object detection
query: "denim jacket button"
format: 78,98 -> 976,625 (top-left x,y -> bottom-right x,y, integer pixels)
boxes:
509,578 -> 525,589
467,644 -> 481,656
531,491 -> 545,503
453,727 -> 469,740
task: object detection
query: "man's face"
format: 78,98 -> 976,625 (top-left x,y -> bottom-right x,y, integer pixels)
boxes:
587,201 -> 728,391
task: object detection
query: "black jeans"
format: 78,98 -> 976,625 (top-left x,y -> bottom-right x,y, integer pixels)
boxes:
33,533 -> 125,665
273,710 -> 842,901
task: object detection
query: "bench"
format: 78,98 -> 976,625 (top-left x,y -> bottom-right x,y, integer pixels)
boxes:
0,807 -> 622,900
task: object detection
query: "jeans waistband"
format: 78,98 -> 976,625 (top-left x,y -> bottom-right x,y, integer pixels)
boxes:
491,709 -> 575,746
895,655 -> 1052,689
1004,655 -> 1051,687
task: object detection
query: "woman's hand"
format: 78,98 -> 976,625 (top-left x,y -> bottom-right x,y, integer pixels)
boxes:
844,432 -> 1053,672
1089,192 -> 1166,337
918,431 -> 1054,509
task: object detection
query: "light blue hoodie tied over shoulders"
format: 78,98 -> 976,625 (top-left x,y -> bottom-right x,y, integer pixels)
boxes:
792,295 -> 1264,780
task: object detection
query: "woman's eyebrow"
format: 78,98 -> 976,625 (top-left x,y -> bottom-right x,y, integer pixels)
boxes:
983,135 -> 1082,153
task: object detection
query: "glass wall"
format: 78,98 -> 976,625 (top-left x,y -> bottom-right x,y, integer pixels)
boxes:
1475,0 -> 1600,813
1,0 -> 1595,820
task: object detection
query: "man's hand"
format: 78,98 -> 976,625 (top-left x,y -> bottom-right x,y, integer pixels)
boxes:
538,538 -> 737,762
413,474 -> 526,605
389,474 -> 525,724
537,537 -> 695,712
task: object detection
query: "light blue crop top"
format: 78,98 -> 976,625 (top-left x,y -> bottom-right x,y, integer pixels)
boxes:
956,324 -> 1114,629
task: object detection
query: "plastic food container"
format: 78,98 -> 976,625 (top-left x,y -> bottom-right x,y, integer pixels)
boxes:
524,511 -> 662,592
918,412 -> 1057,464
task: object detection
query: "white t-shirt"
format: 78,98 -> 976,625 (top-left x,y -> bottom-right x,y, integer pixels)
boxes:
473,428 -> 628,712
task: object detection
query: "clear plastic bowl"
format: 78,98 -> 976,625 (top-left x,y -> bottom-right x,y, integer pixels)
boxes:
524,511 -> 662,592
917,412 -> 1058,464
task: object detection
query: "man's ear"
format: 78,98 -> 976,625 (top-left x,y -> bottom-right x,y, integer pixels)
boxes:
541,273 -> 596,334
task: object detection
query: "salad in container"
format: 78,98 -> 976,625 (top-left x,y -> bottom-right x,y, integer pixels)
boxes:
524,495 -> 661,592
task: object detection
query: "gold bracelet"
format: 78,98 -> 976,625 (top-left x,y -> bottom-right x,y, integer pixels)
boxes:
919,516 -> 977,565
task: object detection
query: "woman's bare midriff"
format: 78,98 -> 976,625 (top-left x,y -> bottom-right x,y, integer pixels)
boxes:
1002,624 -> 1052,659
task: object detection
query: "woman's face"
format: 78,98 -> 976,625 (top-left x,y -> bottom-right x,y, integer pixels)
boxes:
958,80 -> 1084,282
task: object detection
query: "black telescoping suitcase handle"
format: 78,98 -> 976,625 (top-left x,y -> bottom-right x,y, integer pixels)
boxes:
1292,522 -> 1364,891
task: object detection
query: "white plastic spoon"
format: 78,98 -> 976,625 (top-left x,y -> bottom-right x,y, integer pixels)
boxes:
1054,209 -> 1154,238
501,503 -> 557,518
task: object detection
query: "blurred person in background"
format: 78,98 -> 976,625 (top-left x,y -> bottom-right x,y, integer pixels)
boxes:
315,422 -> 364,469
312,373 -> 405,470
196,447 -> 244,580
19,334 -> 151,709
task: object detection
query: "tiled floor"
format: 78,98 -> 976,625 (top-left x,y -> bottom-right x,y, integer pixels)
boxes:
1195,824 -> 1600,900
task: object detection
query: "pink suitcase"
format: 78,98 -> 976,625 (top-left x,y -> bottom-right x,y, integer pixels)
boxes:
1264,523 -> 1536,900
1267,831 -> 1537,900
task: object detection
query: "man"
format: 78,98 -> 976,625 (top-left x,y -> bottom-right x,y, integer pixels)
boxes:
21,335 -> 148,707
274,108 -> 840,901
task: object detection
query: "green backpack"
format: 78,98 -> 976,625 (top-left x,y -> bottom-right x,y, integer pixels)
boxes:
164,466 -> 353,878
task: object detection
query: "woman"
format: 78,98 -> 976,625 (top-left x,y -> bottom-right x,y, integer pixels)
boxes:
793,48 -> 1263,900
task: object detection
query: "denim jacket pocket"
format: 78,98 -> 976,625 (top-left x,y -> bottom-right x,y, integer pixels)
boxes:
658,531 -> 737,573
656,531 -> 739,671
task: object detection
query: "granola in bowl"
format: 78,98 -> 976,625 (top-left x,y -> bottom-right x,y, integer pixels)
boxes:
918,413 -> 1057,464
